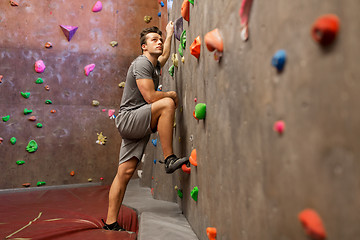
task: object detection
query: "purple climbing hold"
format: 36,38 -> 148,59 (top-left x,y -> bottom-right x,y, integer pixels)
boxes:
174,17 -> 183,41
60,25 -> 78,41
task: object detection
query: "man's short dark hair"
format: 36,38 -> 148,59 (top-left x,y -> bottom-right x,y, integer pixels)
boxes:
140,26 -> 162,52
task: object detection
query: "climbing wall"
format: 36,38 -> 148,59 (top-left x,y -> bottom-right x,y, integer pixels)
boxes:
0,0 -> 160,188
141,0 -> 360,240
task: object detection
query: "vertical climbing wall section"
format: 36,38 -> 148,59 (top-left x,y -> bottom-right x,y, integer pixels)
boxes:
0,0 -> 159,188
141,0 -> 360,240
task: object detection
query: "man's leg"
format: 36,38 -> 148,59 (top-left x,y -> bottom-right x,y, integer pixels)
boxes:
105,157 -> 138,225
150,97 -> 175,158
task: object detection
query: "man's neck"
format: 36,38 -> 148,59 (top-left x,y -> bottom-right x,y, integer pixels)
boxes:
143,52 -> 159,67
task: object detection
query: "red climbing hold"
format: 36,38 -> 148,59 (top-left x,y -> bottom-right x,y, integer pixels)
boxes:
190,36 -> 201,59
206,227 -> 217,240
273,120 -> 285,135
311,14 -> 340,46
181,163 -> 191,174
298,209 -> 327,240
189,149 -> 197,166
204,28 -> 223,52
181,0 -> 190,22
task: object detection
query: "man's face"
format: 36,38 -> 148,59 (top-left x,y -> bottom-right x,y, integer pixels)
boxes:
143,33 -> 163,55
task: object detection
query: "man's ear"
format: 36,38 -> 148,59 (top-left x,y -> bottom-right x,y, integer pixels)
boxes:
141,43 -> 147,52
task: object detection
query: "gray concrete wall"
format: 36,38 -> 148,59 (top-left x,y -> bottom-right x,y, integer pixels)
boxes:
140,0 -> 360,239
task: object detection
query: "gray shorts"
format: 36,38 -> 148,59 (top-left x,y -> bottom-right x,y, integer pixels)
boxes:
115,104 -> 154,165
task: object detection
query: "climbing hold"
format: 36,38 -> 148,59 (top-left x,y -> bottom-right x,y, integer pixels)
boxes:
178,44 -> 184,57
177,189 -> 183,198
193,110 -> 198,120
181,0 -> 190,21
45,99 -> 52,104
180,30 -> 186,49
70,170 -> 75,176
10,137 -> 16,145
204,28 -> 223,53
182,162 -> 191,174
190,36 -> 201,59
84,63 -> 95,76
119,81 -> 126,88
22,183 -> 31,187
16,160 -> 25,165
189,149 -> 197,166
152,139 -> 157,147
311,14 -> 340,46
100,177 -> 104,181
181,56 -> 185,63
191,186 -> 198,201
188,0 -> 194,5
157,85 -> 163,91
37,181 -> 46,186
273,120 -> 285,135
153,159 -> 156,164
102,109 -> 106,112
26,140 -> 38,153
195,103 -> 206,119
171,54 -> 179,67
2,115 -> 10,122
92,100 -> 100,106
28,116 -> 36,121
160,1 -> 164,7
110,41 -> 118,47
239,0 -> 254,41
0,75 -> 3,83
108,109 -> 115,118
206,227 -> 217,240
50,109 -> 56,113
60,25 -> 78,42
271,50 -> 287,72
168,65 -> 175,77
45,42 -> 52,48
35,60 -> 46,73
24,108 -> 33,115
35,78 -> 43,84
88,178 -> 93,182
158,12 -> 161,17
144,16 -> 152,23
174,17 -> 183,41
96,132 -> 107,145
44,85 -> 50,91
0,137 -> 3,144
21,92 -> 31,99
92,1 -> 102,12
194,98 -> 197,102
299,209 -> 326,240
10,0 -> 18,6
36,123 -> 43,128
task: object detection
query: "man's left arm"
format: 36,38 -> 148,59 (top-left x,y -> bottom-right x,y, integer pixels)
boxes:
158,21 -> 174,68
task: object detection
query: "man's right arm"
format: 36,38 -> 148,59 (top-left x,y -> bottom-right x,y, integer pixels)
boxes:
136,78 -> 178,108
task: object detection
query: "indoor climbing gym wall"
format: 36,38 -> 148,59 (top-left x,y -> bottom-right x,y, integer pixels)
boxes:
0,0 -> 160,188
140,0 -> 360,240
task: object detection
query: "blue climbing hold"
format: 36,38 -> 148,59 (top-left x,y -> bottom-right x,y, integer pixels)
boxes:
272,49 -> 287,72
158,12 -> 161,17
152,139 -> 157,146
154,159 -> 157,164
160,1 -> 164,7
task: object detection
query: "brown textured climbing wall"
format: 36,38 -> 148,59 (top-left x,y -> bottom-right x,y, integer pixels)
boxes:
0,0 -> 159,188
141,0 -> 360,240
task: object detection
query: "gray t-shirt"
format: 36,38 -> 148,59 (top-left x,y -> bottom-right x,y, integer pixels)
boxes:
119,55 -> 160,112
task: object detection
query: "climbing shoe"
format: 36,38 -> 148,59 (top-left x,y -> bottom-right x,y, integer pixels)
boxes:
160,154 -> 189,174
102,219 -> 125,231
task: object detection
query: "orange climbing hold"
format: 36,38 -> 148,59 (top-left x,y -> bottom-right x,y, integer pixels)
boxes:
206,227 -> 217,240
189,149 -> 197,166
311,14 -> 340,46
204,28 -> 223,52
50,109 -> 56,113
70,171 -> 75,176
190,36 -> 201,59
298,209 -> 326,240
181,0 -> 190,22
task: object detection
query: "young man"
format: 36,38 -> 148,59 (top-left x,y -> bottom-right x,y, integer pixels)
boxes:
102,22 -> 189,231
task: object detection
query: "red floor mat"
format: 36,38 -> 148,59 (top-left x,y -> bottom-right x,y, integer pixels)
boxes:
0,185 -> 138,240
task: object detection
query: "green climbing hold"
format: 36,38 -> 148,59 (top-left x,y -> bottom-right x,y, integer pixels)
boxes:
177,189 -> 183,198
10,137 -> 16,145
195,103 -> 206,119
45,100 -> 52,104
26,140 -> 38,153
35,78 -> 44,84
191,186 -> 198,201
180,30 -> 186,49
2,115 -> 10,122
16,160 -> 25,165
178,44 -> 184,57
21,92 -> 31,99
37,181 -> 46,186
169,65 -> 175,77
24,108 -> 33,115
188,0 -> 194,4
36,123 -> 43,128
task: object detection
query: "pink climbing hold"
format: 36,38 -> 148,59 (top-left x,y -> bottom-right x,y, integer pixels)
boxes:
84,64 -> 95,76
92,1 -> 102,12
273,120 -> 285,135
60,25 -> 78,41
108,109 -> 115,117
35,60 -> 46,73
239,0 -> 254,41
